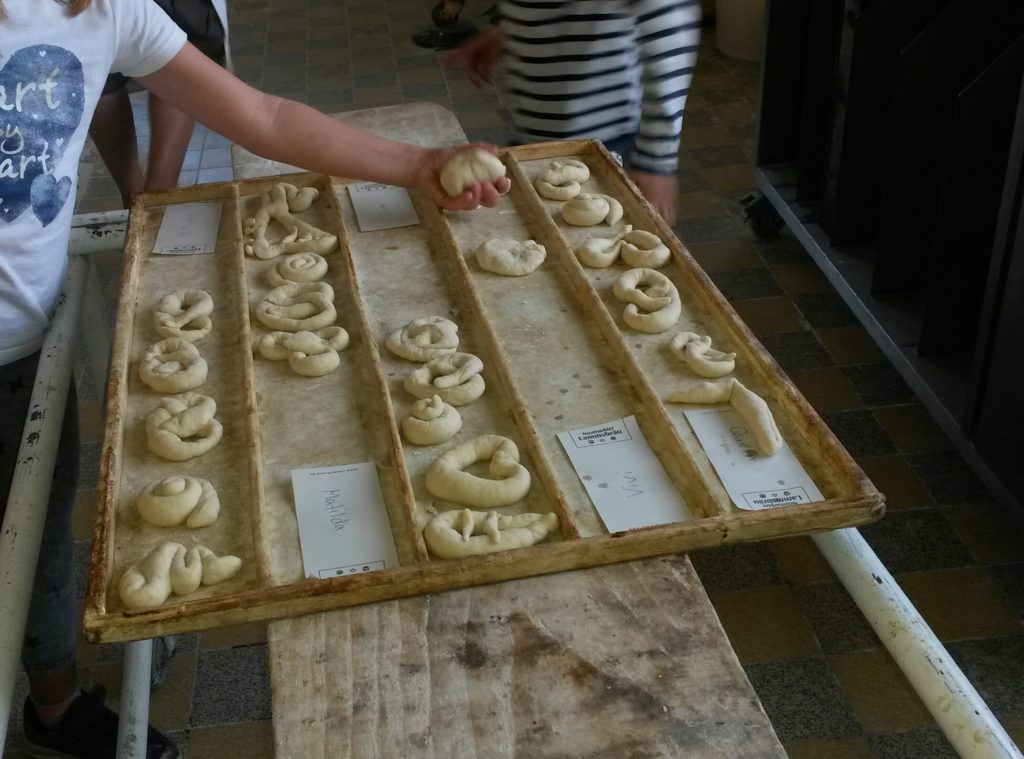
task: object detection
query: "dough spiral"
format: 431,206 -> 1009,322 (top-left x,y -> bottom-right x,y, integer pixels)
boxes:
243,183 -> 339,260
562,193 -> 624,226
425,434 -> 531,508
136,476 -> 220,528
265,252 -> 329,288
401,395 -> 462,445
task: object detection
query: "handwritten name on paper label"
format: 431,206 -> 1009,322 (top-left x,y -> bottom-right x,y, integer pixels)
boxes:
347,182 -> 420,232
152,201 -> 223,255
557,416 -> 691,532
683,407 -> 824,511
291,463 -> 399,580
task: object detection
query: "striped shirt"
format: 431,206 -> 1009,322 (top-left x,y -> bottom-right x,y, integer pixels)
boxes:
496,0 -> 701,175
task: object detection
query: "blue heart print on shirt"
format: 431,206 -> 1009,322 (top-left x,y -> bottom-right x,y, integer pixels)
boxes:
0,45 -> 84,227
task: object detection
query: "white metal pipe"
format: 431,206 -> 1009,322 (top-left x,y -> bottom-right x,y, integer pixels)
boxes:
813,529 -> 1022,759
116,640 -> 153,759
0,256 -> 88,748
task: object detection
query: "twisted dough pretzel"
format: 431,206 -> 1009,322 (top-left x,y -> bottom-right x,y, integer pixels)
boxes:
575,225 -> 633,268
535,159 -> 590,200
136,476 -> 220,528
401,394 -> 462,445
243,183 -> 339,260
612,268 -> 682,333
265,252 -> 329,288
423,508 -> 559,559
146,392 -> 223,461
425,434 -> 532,508
118,541 -> 242,611
404,352 -> 485,406
666,377 -> 782,456
562,193 -> 624,226
475,238 -> 547,277
669,332 -> 737,378
138,338 -> 208,394
154,289 -> 213,343
256,326 -> 350,377
385,316 -> 459,362
620,229 -> 671,268
256,282 -> 337,332
439,148 -> 508,197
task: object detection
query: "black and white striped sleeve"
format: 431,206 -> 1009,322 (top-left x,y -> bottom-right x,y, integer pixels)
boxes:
629,0 -> 701,174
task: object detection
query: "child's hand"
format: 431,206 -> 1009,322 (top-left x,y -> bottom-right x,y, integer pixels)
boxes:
629,170 -> 679,228
414,144 -> 512,211
441,27 -> 504,87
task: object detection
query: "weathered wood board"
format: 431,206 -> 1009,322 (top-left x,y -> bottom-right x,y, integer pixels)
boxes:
84,140 -> 883,642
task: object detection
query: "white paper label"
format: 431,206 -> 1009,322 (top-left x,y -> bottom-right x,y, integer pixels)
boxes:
152,201 -> 223,255
557,416 -> 691,532
347,182 -> 421,232
291,463 -> 399,579
683,407 -> 824,510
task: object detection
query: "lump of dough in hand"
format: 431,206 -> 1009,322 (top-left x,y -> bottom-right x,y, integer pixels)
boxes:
440,148 -> 508,197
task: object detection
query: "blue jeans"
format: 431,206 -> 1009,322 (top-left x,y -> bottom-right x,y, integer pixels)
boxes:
0,352 -> 78,675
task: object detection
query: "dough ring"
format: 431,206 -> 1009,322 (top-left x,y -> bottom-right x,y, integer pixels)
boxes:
535,159 -> 590,200
118,541 -> 243,611
401,394 -> 462,445
243,183 -> 339,259
154,290 -> 213,342
266,252 -> 329,288
136,476 -> 220,528
669,332 -> 737,378
256,282 -> 337,332
138,338 -> 208,394
612,268 -> 681,333
404,352 -> 485,406
439,148 -> 508,197
562,193 -> 624,226
666,378 -> 782,456
425,434 -> 531,508
423,508 -> 559,559
620,230 -> 671,268
475,238 -> 547,276
385,316 -> 459,362
575,224 -> 633,268
146,392 -> 223,461
257,327 -> 350,376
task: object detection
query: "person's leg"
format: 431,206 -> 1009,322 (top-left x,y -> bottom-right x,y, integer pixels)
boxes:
88,77 -> 145,208
145,94 -> 196,191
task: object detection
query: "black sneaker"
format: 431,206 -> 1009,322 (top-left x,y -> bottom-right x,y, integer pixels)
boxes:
22,685 -> 179,759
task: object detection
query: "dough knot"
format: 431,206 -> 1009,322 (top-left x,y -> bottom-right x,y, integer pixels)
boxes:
612,268 -> 682,333
385,316 -> 459,362
145,392 -> 224,461
118,541 -> 242,611
423,508 -> 558,559
243,183 -> 339,259
256,281 -> 337,332
404,352 -> 485,406
257,326 -> 350,376
153,289 -> 213,342
139,338 -> 208,394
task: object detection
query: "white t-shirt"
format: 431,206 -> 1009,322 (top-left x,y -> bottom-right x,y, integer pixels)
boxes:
0,0 -> 186,365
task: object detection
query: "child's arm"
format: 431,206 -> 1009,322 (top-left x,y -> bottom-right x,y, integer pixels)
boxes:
138,44 -> 508,209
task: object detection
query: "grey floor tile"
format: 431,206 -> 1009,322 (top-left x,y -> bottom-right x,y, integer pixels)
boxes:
688,143 -> 749,168
197,167 -> 234,184
181,150 -> 201,171
708,266 -> 782,301
907,450 -> 990,505
191,645 -> 272,727
689,543 -> 784,592
760,330 -> 834,372
744,658 -> 859,742
74,539 -> 91,600
78,440 -> 101,488
821,409 -> 897,457
796,583 -> 878,655
793,292 -> 859,329
841,363 -> 916,408
946,635 -> 1024,715
676,212 -> 752,243
991,564 -> 1024,621
859,509 -> 974,574
866,727 -> 959,759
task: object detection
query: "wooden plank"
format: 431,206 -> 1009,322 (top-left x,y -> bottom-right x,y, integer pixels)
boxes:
269,555 -> 785,759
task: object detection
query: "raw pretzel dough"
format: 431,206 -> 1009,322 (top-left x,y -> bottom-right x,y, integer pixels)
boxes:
425,434 -> 531,508
136,476 -> 220,528
257,326 -> 350,377
404,352 -> 485,406
612,268 -> 681,333
562,193 -> 624,226
146,392 -> 223,461
266,252 -> 328,288
386,316 -> 459,362
423,508 -> 559,559
154,290 -> 213,343
475,238 -> 547,276
575,225 -> 633,268
138,338 -> 208,394
535,159 -> 590,200
401,395 -> 462,445
439,148 -> 508,197
256,282 -> 337,332
243,183 -> 339,259
667,377 -> 782,455
620,230 -> 671,268
118,542 -> 242,611
669,332 -> 737,378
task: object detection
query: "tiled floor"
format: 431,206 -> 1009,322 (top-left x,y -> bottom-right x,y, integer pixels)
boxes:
6,0 -> 1024,757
